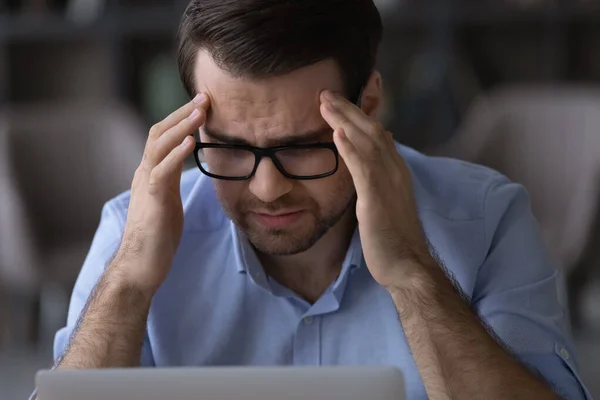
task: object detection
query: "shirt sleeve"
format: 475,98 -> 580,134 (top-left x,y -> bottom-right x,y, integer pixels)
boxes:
28,199 -> 154,399
472,175 -> 591,399
51,197 -> 156,367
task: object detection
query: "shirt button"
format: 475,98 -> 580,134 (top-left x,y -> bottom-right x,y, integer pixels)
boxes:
560,348 -> 570,360
303,316 -> 314,325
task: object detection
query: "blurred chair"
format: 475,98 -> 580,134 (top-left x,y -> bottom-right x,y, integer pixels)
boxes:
0,100 -> 146,345
431,85 -> 600,327
0,113 -> 39,345
0,114 -> 38,293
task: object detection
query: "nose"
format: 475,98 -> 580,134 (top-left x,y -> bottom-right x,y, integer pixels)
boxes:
248,157 -> 293,203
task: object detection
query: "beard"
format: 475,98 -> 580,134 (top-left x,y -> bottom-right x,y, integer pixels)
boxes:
243,196 -> 355,256
216,186 -> 356,256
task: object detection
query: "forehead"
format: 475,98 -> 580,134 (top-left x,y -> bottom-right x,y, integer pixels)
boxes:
193,50 -> 344,145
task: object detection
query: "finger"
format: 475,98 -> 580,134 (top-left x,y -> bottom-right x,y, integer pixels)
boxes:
320,101 -> 376,157
149,107 -> 206,165
322,91 -> 401,171
148,135 -> 195,193
321,91 -> 387,144
149,93 -> 210,141
333,128 -> 371,194
333,127 -> 359,170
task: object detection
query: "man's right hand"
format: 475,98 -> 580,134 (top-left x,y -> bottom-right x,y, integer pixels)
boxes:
112,93 -> 210,293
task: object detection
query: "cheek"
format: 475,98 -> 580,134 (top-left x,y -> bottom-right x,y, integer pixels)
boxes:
336,160 -> 353,182
212,181 -> 246,209
301,167 -> 355,208
331,161 -> 355,194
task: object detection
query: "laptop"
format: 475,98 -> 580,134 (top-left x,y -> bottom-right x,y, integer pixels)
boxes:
36,366 -> 405,400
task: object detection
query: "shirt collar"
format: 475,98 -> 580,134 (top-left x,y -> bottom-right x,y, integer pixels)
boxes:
230,220 -> 364,294
231,221 -> 258,274
329,228 -> 364,305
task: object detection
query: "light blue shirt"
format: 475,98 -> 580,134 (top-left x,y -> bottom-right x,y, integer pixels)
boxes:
51,144 -> 590,399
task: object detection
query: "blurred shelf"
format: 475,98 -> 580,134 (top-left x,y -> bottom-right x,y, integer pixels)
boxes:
0,14 -> 112,41
115,5 -> 184,37
382,3 -> 600,27
1,3 -> 599,42
0,5 -> 183,42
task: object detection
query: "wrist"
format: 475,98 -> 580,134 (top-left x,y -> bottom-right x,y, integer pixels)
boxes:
384,252 -> 440,294
108,251 -> 165,298
385,255 -> 469,320
386,266 -> 437,302
100,270 -> 157,317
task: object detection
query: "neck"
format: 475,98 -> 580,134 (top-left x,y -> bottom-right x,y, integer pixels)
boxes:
258,208 -> 357,304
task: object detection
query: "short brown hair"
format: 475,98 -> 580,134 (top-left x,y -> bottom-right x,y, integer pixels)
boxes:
177,0 -> 382,100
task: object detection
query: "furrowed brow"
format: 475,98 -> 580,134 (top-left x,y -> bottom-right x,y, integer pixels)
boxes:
202,126 -> 333,147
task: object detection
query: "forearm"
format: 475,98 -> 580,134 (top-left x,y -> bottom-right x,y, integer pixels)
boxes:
56,261 -> 154,369
389,256 -> 559,400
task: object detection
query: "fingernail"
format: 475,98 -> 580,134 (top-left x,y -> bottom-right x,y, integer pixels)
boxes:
322,90 -> 336,101
188,108 -> 200,120
193,93 -> 206,104
180,136 -> 191,148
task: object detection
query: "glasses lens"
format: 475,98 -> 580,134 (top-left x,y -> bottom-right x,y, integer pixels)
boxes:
275,147 -> 337,177
199,147 -> 255,178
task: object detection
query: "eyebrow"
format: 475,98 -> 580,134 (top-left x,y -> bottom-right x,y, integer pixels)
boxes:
202,125 -> 333,147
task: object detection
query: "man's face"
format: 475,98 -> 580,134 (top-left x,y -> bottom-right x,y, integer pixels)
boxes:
194,51 -> 357,256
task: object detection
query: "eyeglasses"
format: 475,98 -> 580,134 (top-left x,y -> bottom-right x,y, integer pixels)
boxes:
194,142 -> 339,181
193,86 -> 364,181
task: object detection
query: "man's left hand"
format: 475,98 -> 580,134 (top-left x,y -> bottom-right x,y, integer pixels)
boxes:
320,90 -> 432,290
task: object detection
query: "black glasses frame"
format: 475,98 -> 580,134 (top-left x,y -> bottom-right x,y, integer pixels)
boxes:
193,85 -> 364,181
194,142 -> 339,181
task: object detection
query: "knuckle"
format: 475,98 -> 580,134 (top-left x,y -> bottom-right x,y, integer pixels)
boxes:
336,113 -> 350,125
145,141 -> 160,164
149,123 -> 163,139
367,121 -> 384,137
133,166 -> 144,180
131,166 -> 146,190
147,167 -> 167,195
147,139 -> 158,154
363,140 -> 380,158
148,168 -> 163,192
170,118 -> 191,138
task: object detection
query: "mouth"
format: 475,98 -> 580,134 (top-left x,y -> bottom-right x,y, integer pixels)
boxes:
250,210 -> 306,229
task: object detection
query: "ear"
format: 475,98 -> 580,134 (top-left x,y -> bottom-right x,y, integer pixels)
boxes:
359,71 -> 383,118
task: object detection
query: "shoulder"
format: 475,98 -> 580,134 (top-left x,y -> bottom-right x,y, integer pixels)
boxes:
399,144 -> 536,294
399,143 -> 516,223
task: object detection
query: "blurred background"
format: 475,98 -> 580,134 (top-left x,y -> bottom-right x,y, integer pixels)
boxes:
1,0 -> 600,398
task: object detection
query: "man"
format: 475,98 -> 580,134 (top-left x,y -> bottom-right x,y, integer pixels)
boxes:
33,0 -> 590,399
